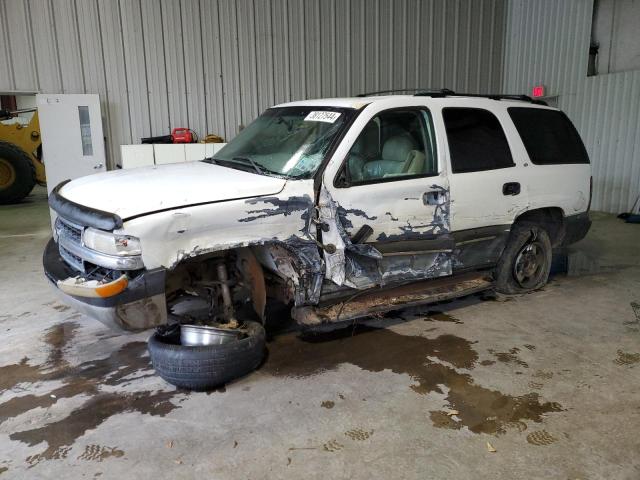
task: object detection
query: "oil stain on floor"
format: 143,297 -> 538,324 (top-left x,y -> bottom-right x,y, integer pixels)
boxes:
264,323 -> 562,435
2,317 -> 564,469
0,321 -> 183,466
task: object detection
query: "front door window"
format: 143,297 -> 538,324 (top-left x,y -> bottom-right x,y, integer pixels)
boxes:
342,108 -> 438,185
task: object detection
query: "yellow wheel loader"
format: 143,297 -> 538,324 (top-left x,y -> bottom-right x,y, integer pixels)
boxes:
0,108 -> 45,204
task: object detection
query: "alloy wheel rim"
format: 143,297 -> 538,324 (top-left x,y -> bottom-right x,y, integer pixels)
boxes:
513,240 -> 545,288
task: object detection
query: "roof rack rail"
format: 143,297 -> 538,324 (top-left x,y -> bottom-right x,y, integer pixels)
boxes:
356,88 -> 547,105
356,88 -> 452,97
414,89 -> 547,105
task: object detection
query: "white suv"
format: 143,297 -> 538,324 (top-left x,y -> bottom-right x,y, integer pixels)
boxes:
44,89 -> 591,388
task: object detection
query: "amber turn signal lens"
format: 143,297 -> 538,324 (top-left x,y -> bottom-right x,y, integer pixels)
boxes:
94,275 -> 129,298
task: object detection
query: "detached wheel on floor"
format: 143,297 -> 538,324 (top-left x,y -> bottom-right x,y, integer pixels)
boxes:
148,321 -> 266,391
494,222 -> 552,295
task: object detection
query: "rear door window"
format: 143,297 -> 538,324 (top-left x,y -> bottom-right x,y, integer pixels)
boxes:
508,107 -> 589,165
443,108 -> 514,173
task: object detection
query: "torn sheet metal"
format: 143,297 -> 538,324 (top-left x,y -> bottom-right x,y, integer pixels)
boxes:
262,236 -> 324,305
376,185 -> 450,242
122,180 -> 325,306
239,195 -> 314,234
319,179 -> 455,290
379,251 -> 451,283
319,187 -> 383,289
240,194 -> 323,303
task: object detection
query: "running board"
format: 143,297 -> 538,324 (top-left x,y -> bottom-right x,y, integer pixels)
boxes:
292,272 -> 493,326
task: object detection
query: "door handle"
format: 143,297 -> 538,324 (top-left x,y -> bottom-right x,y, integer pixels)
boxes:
94,163 -> 104,170
503,182 -> 520,196
423,190 -> 446,206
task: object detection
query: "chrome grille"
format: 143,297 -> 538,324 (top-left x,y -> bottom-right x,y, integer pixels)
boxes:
59,244 -> 84,272
56,217 -> 85,272
56,218 -> 82,244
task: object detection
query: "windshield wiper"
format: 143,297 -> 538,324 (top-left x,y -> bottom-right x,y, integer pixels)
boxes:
205,156 -> 283,177
232,156 -> 264,175
203,156 -> 259,174
231,157 -> 283,177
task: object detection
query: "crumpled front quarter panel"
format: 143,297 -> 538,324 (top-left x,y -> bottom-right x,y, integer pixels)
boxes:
121,180 -> 317,270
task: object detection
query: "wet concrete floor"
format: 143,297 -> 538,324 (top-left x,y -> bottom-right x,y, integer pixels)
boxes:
0,193 -> 639,479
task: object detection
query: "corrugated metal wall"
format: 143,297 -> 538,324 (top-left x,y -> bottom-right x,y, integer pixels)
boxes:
504,0 -> 640,213
0,0 -> 506,168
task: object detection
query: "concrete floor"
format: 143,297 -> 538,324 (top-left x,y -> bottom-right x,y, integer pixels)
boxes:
0,186 -> 639,479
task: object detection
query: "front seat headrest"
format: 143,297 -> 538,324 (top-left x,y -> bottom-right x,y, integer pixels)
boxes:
382,134 -> 417,163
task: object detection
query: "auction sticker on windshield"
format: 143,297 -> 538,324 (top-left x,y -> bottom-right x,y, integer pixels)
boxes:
304,111 -> 341,123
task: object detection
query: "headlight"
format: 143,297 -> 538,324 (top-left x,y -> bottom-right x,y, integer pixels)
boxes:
82,228 -> 142,256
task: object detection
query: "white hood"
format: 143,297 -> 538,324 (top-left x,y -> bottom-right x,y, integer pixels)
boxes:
59,162 -> 287,220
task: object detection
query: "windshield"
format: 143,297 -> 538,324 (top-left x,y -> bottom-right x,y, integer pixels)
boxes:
209,107 -> 354,178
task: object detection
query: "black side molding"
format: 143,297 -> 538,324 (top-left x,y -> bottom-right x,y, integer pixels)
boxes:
48,180 -> 124,231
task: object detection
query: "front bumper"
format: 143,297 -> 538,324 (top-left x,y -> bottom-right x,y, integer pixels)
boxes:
43,238 -> 168,331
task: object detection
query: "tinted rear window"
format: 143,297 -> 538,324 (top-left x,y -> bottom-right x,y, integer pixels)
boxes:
508,108 -> 589,165
443,108 -> 514,173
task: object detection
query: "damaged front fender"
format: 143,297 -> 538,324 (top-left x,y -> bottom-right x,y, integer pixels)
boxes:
121,179 -> 325,306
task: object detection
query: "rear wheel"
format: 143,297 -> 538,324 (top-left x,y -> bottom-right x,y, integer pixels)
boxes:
0,141 -> 36,204
495,222 -> 552,295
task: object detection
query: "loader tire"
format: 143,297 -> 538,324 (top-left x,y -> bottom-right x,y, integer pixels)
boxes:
0,141 -> 36,204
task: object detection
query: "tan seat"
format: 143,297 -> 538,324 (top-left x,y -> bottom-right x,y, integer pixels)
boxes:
402,150 -> 426,175
363,134 -> 422,179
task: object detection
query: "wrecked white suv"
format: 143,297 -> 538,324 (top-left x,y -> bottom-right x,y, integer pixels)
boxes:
44,90 -> 592,389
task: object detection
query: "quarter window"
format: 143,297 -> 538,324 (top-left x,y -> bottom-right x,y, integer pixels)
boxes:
443,107 -> 514,173
508,107 -> 589,165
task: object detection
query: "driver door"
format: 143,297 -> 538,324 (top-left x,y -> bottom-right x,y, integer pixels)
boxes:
321,106 -> 452,288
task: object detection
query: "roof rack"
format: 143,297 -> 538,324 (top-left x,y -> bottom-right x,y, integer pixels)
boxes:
356,87 -> 547,105
415,89 -> 547,105
355,88 -> 454,97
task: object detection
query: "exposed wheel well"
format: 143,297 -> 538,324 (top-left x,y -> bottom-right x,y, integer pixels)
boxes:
514,207 -> 565,247
165,242 -> 314,322
164,248 -> 268,323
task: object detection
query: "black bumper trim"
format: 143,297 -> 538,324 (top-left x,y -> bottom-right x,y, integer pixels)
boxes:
562,211 -> 591,246
48,180 -> 124,231
43,237 -> 165,308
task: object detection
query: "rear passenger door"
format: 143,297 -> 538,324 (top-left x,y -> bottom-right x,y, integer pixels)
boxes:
442,106 -> 529,270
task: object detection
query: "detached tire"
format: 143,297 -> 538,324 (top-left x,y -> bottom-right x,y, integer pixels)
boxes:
148,322 -> 266,391
0,141 -> 36,204
494,222 -> 552,295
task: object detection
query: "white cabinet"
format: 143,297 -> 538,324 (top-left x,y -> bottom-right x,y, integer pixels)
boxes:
120,143 -> 227,169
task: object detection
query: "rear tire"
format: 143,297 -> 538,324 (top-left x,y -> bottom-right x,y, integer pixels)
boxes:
148,321 -> 266,391
494,222 -> 552,295
0,141 -> 36,204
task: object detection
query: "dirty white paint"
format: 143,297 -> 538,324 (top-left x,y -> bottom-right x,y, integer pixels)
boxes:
53,95 -> 591,303
59,162 -> 287,220
118,179 -> 316,271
